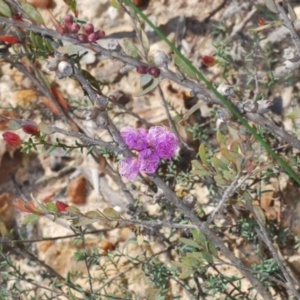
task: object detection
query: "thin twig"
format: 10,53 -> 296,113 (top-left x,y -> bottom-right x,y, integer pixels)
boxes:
150,174 -> 273,300
1,16 -> 300,153
206,172 -> 241,224
277,2 -> 300,57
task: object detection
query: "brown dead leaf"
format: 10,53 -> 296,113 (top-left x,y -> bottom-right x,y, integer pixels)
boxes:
0,109 -> 19,130
0,192 -> 14,230
12,89 -> 37,107
67,175 -> 87,205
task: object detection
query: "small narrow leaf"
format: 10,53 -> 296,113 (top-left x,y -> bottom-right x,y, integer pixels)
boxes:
286,108 -> 300,120
263,0 -> 278,13
123,39 -> 139,58
253,205 -> 266,226
73,217 -> 98,227
21,3 -> 44,25
110,0 -> 121,9
136,77 -> 160,96
66,206 -> 81,214
22,213 -> 40,225
198,144 -> 208,165
85,210 -> 101,219
140,73 -> 152,88
137,234 -> 144,246
201,251 -> 213,264
179,237 -> 200,249
179,268 -> 193,279
0,0 -> 11,17
57,44 -> 86,55
172,54 -> 198,80
6,120 -> 21,130
103,207 -> 120,219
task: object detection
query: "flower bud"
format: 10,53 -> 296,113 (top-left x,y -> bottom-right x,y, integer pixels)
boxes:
58,61 -> 73,77
22,123 -> 38,134
77,34 -> 88,43
2,131 -> 21,146
94,29 -> 105,40
148,66 -> 160,77
64,14 -> 73,25
201,55 -> 216,67
60,23 -> 69,34
87,33 -> 96,43
136,65 -> 149,74
84,23 -> 94,35
69,23 -> 80,33
55,200 -> 69,212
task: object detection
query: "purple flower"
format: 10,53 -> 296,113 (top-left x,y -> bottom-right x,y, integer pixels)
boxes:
119,157 -> 140,181
120,126 -> 148,151
147,126 -> 178,159
138,148 -> 160,173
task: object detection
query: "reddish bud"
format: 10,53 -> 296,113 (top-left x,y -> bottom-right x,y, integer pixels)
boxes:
201,55 -> 216,67
257,17 -> 265,26
2,131 -> 21,146
136,65 -> 149,74
77,34 -> 88,43
22,123 -> 38,135
84,23 -> 94,35
0,35 -> 19,44
12,13 -> 23,21
94,29 -> 105,39
60,23 -> 69,34
148,66 -> 160,77
55,200 -> 69,212
69,23 -> 80,33
87,33 -> 96,42
64,14 -> 73,25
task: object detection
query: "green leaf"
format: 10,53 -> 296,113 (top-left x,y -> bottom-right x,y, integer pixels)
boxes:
73,217 -> 97,227
22,213 -> 40,225
223,169 -> 237,181
66,206 -> 81,214
207,240 -> 217,255
179,268 -> 193,279
136,77 -> 160,96
179,237 -> 200,249
172,261 -> 191,269
6,120 -> 21,130
110,0 -> 121,9
216,131 -> 226,145
44,202 -> 58,213
85,210 -> 101,219
0,0 -> 11,17
106,220 -> 119,228
253,205 -> 266,226
198,144 -> 208,165
81,70 -> 100,90
123,39 -> 139,58
263,0 -> 278,13
201,251 -> 213,264
21,3 -> 44,25
214,174 -> 227,187
38,122 -> 53,134
187,251 -> 204,263
57,44 -> 85,55
140,27 -> 150,56
103,207 -> 120,219
172,54 -> 198,80
182,256 -> 198,267
191,229 -> 207,245
140,73 -> 152,88
212,155 -> 228,170
286,108 -> 300,120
